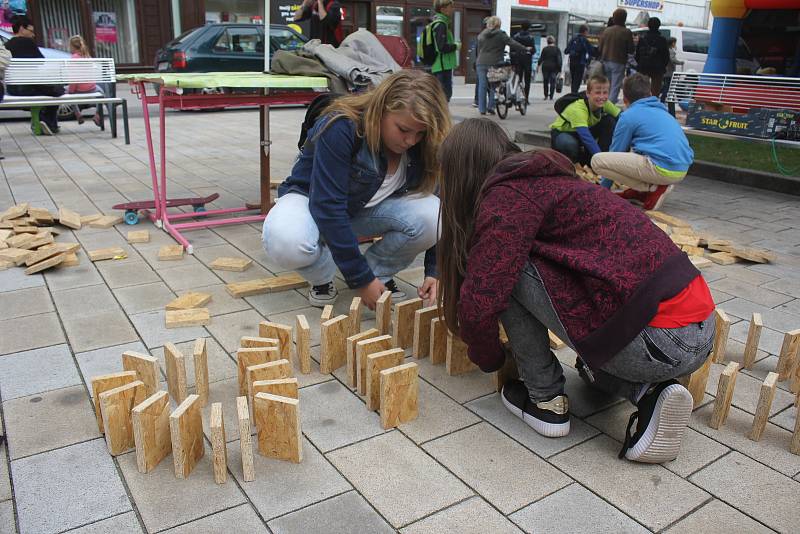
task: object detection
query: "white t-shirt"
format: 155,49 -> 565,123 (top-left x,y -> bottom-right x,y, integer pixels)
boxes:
365,153 -> 407,208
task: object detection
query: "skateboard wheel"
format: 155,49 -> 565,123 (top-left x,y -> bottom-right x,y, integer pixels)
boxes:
193,205 -> 206,213
124,210 -> 139,225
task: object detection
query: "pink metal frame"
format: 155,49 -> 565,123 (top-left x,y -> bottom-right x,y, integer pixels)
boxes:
130,80 -> 318,252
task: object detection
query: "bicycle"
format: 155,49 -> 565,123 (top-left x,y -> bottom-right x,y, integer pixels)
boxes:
487,63 -> 527,119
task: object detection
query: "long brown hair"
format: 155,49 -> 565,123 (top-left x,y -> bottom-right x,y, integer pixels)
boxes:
319,70 -> 451,194
69,35 -> 92,57
437,118 -> 520,334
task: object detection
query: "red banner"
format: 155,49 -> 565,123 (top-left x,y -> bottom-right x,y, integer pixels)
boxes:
519,0 -> 549,6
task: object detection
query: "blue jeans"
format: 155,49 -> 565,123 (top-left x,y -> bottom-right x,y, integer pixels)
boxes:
433,69 -> 453,102
476,64 -> 494,114
262,192 -> 440,286
604,61 -> 626,105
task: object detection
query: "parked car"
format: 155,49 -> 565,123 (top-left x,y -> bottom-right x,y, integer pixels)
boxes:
0,29 -> 71,58
155,23 -> 308,73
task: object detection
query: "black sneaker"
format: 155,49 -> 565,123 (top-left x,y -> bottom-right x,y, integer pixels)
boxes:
501,379 -> 570,437
308,281 -> 338,307
383,279 -> 406,302
619,380 -> 692,463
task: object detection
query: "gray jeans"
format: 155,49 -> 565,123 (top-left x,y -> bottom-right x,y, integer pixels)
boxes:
500,263 -> 714,403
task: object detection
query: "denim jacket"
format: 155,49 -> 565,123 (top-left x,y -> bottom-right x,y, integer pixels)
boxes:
278,115 -> 437,288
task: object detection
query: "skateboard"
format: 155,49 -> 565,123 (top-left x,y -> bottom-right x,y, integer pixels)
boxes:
113,193 -> 220,225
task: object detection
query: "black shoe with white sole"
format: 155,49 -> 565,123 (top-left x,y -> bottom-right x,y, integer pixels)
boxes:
619,380 -> 692,463
308,281 -> 338,307
501,379 -> 570,437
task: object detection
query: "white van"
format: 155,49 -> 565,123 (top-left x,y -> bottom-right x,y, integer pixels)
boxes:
631,26 -> 759,74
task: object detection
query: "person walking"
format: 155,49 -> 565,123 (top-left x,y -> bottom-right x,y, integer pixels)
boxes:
294,0 -> 343,47
511,22 -> 536,104
538,35 -> 562,100
634,17 -> 669,97
565,25 -> 593,94
598,8 -> 634,105
476,17 -> 529,115
660,37 -> 683,116
428,0 -> 459,102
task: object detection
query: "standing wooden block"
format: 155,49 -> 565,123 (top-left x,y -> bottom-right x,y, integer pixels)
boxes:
366,348 -> 405,411
90,371 -> 138,433
100,380 -> 146,455
446,332 -> 477,376
165,292 -> 212,310
88,215 -> 123,229
240,336 -> 279,349
122,351 -> 159,397
236,396 -> 255,481
711,309 -> 731,363
164,343 -> 188,404
356,334 -> 393,395
348,297 -> 362,336
246,360 -> 293,403
236,346 -> 280,395
57,207 -> 81,229
165,308 -> 210,328
742,313 -> 763,370
169,394 -> 205,479
127,230 -> 150,243
258,321 -> 293,361
158,244 -> 185,261
392,298 -> 423,349
253,393 -> 302,463
380,362 -> 419,429
132,391 -> 172,473
792,409 -> 800,455
295,315 -> 311,374
684,354 -> 713,407
709,361 -> 740,430
210,403 -> 227,484
209,257 -> 252,272
412,306 -> 439,359
747,372 -> 778,442
252,378 -> 299,400
346,328 -> 380,388
320,305 -> 334,322
319,314 -> 350,374
193,338 -> 209,407
429,317 -> 447,365
375,291 -> 392,335
776,329 -> 800,381
492,355 -> 519,393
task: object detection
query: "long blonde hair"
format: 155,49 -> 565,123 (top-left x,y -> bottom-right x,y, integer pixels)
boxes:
69,35 -> 92,57
320,70 -> 451,194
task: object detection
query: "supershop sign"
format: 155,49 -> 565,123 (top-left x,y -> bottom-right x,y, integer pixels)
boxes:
617,0 -> 664,12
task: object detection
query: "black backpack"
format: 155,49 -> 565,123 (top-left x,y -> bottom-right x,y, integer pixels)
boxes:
637,34 -> 661,71
567,36 -> 586,62
554,91 -> 590,125
297,93 -> 363,155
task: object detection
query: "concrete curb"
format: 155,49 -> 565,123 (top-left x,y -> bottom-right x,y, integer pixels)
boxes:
514,129 -> 800,197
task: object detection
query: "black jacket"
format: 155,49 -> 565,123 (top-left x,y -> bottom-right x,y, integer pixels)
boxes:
538,45 -> 562,72
635,30 -> 669,76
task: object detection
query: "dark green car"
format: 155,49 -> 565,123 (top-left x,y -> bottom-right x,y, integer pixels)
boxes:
155,23 -> 308,72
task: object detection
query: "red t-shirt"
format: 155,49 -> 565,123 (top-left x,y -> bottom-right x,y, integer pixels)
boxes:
649,275 -> 715,328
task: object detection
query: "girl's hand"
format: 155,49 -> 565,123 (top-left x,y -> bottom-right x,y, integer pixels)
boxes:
417,277 -> 438,307
359,278 -> 387,311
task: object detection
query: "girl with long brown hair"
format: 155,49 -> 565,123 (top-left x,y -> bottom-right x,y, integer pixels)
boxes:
67,35 -> 105,128
438,118 -> 715,463
263,70 -> 451,309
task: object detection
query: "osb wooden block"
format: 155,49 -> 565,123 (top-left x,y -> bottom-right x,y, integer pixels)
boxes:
57,208 -> 82,229
90,371 -> 138,434
165,308 -> 210,328
169,395 -> 205,479
80,214 -> 102,225
88,215 -> 123,229
60,252 -> 80,267
690,255 -> 713,269
127,230 -> 150,243
132,391 -> 172,474
645,210 -> 691,228
209,256 -> 252,272
379,362 -> 419,429
158,245 -> 184,261
253,392 -> 302,463
0,248 -> 31,266
99,380 -> 146,455
0,203 -> 29,221
24,253 -> 65,275
165,292 -> 212,311
225,272 -> 308,298
708,251 -> 738,265
88,247 -> 126,262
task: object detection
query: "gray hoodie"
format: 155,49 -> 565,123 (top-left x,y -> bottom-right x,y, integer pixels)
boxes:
477,28 -> 527,66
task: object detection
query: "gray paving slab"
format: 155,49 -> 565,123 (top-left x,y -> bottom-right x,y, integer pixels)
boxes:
128,309 -> 208,348
42,262 -> 104,291
75,341 -> 151,395
0,413 -> 10,502
11,438 -> 131,534
467,393 -> 599,458
0,267 -> 44,293
161,505 -> 267,533
729,320 -> 785,356
510,483 -> 649,534
157,263 -> 222,292
0,313 -> 65,355
113,281 -> 176,314
327,431 -> 473,528
399,378 -> 481,444
401,496 -> 521,534
151,337 -> 235,388
95,260 -> 160,289
267,491 -> 394,534
769,404 -> 796,432
63,512 -> 143,533
762,277 -> 800,299
203,309 -> 264,352
664,499 -> 772,534
0,287 -> 53,320
689,452 -> 800,533
423,423 -> 571,514
3,385 -> 99,459
709,278 -> 794,308
549,435 -> 709,531
0,344 -> 81,400
0,500 -> 15,534
117,446 -> 246,533
246,289 -> 311,317
179,283 -> 252,316
562,366 -> 626,418
61,309 -> 139,353
227,437 -> 351,520
51,284 -> 120,318
722,298 -> 800,333
414,357 -> 496,404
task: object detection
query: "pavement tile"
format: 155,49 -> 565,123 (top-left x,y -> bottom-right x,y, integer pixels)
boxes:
549,435 -> 709,531
466,393 -> 599,458
113,281 -> 176,314
157,263 -> 222,292
743,355 -> 796,393
75,342 -> 151,395
161,505 -> 266,533
268,491 -> 393,534
129,309 -> 207,349
0,287 -> 53,320
769,404 -> 796,432
562,366 -> 626,418
0,501 -> 14,534
510,483 -> 649,534
95,260 -> 160,289
709,278 -> 794,308
414,357 -> 496,404
400,378 -> 481,444
0,414 -> 10,502
228,437 -> 351,520
180,283 -> 252,316
423,423 -> 571,514
762,277 -> 800,299
729,320 -> 785,356
704,361 -> 796,416
689,452 -> 800,533
0,344 -> 81,400
63,512 -> 143,533
61,310 -> 139,353
246,289 -> 311,317
151,337 -> 235,388
664,499 -> 772,534
689,403 -> 800,477
401,496 -> 521,534
0,313 -> 65,355
722,298 -> 800,333
51,284 -> 120,318
3,385 -> 99,459
327,431 -> 473,528
117,446 -> 246,532
0,267 -> 44,293
203,309 -> 263,352
11,439 -> 131,534
42,262 -> 104,292
299,380 -> 385,452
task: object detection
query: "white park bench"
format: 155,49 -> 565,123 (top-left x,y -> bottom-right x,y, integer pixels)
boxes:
0,57 -> 129,144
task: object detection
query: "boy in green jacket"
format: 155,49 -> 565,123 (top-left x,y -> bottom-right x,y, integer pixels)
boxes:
428,0 -> 459,101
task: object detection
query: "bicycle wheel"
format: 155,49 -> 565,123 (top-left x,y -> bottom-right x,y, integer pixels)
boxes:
516,83 -> 527,115
495,85 -> 509,119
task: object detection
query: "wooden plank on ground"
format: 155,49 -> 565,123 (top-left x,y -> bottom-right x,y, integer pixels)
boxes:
5,234 -> 34,249
88,215 -> 123,229
743,313 -> 763,370
708,251 -> 738,265
366,348 -> 405,411
319,314 -> 350,374
209,257 -> 252,272
429,317 -> 447,365
1,203 -> 29,222
346,328 -> 380,389
88,247 -> 126,262
392,298 -> 423,350
164,342 -> 188,404
253,392 -> 302,463
57,207 -> 81,229
380,362 -> 419,430
777,329 -> 800,381
27,207 -> 53,225
90,371 -> 138,433
127,230 -> 150,243
165,291 -> 212,310
446,332 -> 477,376
169,394 -> 205,479
122,351 -> 160,397
709,361 -> 740,430
412,305 -> 439,359
0,248 -> 31,266
158,245 -> 184,261
237,347 -> 280,395
689,255 -> 713,269
165,308 -> 210,328
80,214 -> 102,225
645,210 -> 691,228
24,253 -> 64,275
295,315 -> 311,374
375,291 -> 392,335
99,380 -> 146,455
747,372 -> 778,442
225,272 -> 308,298
236,396 -> 255,481
210,402 -> 227,484
258,321 -> 293,361
193,338 -> 209,407
711,309 -> 731,363
356,334 -> 393,396
132,390 -> 172,473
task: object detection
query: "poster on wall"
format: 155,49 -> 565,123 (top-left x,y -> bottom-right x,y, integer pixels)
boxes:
94,11 -> 118,44
271,0 -> 309,36
617,0 -> 664,13
0,0 -> 27,32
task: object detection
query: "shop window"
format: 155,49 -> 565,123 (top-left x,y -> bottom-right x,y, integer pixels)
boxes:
376,6 -> 404,37
38,0 -> 83,53
91,0 -> 140,64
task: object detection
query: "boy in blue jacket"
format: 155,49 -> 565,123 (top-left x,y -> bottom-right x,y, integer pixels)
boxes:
591,73 -> 694,211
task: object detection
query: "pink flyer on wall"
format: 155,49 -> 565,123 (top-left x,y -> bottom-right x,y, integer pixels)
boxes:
93,11 -> 118,44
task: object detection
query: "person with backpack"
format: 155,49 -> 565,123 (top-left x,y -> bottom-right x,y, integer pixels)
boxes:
565,25 -> 594,94
511,22 -> 536,104
262,70 -> 450,309
537,35 -> 562,100
634,17 -> 669,97
437,118 -> 714,462
294,0 -> 343,47
419,0 -> 459,102
591,73 -> 694,211
598,8 -> 634,105
549,75 -> 620,166
476,17 -> 529,115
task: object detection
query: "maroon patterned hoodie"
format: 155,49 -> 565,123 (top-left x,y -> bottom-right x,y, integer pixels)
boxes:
457,151 -> 699,372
